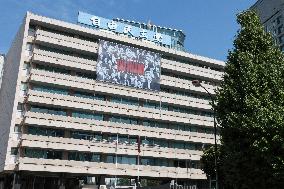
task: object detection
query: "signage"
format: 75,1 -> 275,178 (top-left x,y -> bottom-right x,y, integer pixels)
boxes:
78,11 -> 172,46
96,40 -> 161,91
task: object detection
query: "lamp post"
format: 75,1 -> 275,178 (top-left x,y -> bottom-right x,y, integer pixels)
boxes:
192,80 -> 218,189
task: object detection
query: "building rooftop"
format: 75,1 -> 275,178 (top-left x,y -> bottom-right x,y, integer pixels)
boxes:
28,12 -> 225,67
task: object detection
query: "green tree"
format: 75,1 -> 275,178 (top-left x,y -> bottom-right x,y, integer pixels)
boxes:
205,10 -> 284,189
200,146 -> 227,189
201,146 -> 217,180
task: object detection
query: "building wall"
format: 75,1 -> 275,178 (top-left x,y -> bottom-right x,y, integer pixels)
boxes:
251,0 -> 284,23
251,0 -> 284,50
0,15 -> 28,171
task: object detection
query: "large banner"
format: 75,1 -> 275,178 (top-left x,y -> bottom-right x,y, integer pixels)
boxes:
96,40 -> 161,91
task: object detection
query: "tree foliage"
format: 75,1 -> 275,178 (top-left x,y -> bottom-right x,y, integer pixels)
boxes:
201,146 -> 226,188
201,146 -> 217,179
202,10 -> 284,189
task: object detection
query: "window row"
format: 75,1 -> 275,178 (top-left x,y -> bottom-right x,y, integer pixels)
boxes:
30,84 -> 213,117
22,148 -> 201,169
28,105 -> 215,134
27,126 -> 208,151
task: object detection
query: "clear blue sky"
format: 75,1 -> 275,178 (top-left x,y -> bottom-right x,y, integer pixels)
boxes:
0,0 -> 256,61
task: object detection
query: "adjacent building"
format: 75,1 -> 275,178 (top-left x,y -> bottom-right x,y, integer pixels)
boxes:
251,0 -> 284,50
0,11 -> 224,189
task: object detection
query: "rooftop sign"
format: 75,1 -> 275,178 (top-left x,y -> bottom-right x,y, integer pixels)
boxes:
78,12 -> 172,46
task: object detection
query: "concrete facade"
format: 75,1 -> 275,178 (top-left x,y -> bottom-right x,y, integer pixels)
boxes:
251,0 -> 284,50
0,12 -> 224,189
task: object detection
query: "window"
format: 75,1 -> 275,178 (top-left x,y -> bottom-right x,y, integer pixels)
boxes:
30,106 -> 67,116
110,96 -> 139,106
121,117 -> 130,124
33,85 -> 68,95
74,91 -> 105,100
111,97 -> 122,104
185,143 -> 196,150
76,71 -> 97,80
108,135 -> 117,143
129,137 -> 137,145
109,115 -> 138,125
36,64 -> 70,75
71,131 -> 95,140
72,111 -> 103,120
173,141 -> 185,149
171,124 -> 185,131
142,120 -> 168,129
27,126 -> 64,137
110,155 -> 136,165
144,101 -> 159,109
20,83 -> 28,91
26,43 -> 32,51
94,134 -> 103,141
68,152 -> 100,162
161,104 -> 168,111
118,136 -> 129,144
184,125 -> 191,131
141,158 -> 150,166
24,148 -> 62,160
155,139 -> 168,148
46,150 -> 62,159
28,27 -> 35,37
14,125 -> 21,133
106,155 -> 115,164
23,63 -> 30,70
11,148 -> 18,155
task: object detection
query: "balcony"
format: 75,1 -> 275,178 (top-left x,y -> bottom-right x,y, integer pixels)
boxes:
32,48 -> 97,72
16,112 -> 216,144
161,58 -> 223,81
20,134 -> 202,161
24,89 -> 214,127
160,75 -> 216,95
28,69 -> 212,111
18,157 -> 206,179
34,29 -> 99,54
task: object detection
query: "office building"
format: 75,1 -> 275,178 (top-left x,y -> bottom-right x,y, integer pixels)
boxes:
0,11 -> 224,189
251,0 -> 284,50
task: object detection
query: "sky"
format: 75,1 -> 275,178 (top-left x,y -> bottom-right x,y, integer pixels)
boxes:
0,0 -> 257,61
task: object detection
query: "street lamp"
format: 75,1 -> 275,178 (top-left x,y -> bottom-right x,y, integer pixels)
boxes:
192,80 -> 218,189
